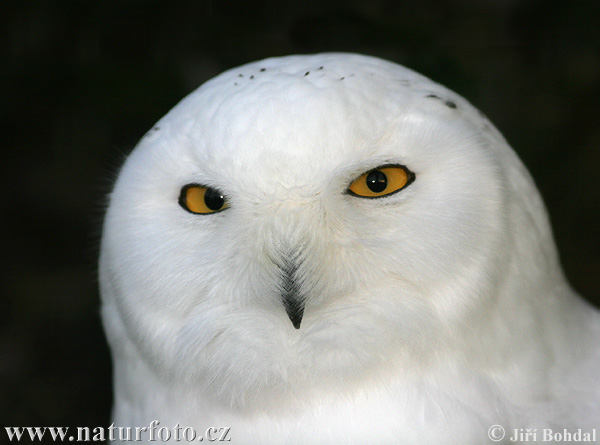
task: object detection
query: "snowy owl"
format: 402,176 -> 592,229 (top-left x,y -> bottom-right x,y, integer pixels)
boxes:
99,53 -> 599,444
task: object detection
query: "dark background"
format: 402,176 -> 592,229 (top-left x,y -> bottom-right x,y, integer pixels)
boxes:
2,0 -> 598,430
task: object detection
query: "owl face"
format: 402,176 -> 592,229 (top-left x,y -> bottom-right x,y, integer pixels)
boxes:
101,54 -> 518,404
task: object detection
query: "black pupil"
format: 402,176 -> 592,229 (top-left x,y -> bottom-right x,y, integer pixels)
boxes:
204,188 -> 225,210
366,170 -> 387,193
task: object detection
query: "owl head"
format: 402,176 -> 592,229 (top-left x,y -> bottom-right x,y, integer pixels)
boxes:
100,53 -> 565,407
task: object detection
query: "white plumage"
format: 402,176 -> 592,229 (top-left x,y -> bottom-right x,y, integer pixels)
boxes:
100,53 -> 599,444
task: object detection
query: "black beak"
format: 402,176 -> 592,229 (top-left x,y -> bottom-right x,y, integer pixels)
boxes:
278,258 -> 305,329
283,293 -> 304,329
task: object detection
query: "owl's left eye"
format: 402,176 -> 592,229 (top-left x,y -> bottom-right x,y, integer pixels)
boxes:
347,164 -> 414,199
179,184 -> 229,214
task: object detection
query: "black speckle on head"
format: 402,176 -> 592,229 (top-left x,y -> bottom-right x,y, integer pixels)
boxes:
304,71 -> 310,76
260,68 -> 266,72
153,126 -> 160,131
234,82 -> 238,86
444,100 -> 457,109
426,94 -> 457,110
318,66 -> 323,70
340,77 -> 345,81
250,75 -> 254,79
238,74 -> 243,77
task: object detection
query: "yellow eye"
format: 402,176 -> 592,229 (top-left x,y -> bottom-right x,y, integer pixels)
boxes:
179,184 -> 229,214
347,165 -> 414,198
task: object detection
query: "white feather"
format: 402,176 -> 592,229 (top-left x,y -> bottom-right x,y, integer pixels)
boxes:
100,53 -> 599,444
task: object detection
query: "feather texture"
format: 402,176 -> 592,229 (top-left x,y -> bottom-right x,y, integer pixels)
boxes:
100,53 -> 599,444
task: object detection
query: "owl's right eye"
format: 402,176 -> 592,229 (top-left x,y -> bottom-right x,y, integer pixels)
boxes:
347,164 -> 414,199
179,184 -> 229,214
